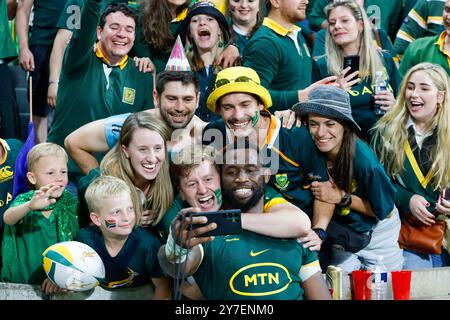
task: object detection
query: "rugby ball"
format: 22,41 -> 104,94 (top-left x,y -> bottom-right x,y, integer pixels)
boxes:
43,241 -> 105,292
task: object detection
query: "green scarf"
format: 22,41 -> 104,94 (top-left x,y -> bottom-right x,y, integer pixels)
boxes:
1,189 -> 79,283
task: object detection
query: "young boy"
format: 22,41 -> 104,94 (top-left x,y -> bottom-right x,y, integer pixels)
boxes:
77,175 -> 171,299
1,142 -> 79,293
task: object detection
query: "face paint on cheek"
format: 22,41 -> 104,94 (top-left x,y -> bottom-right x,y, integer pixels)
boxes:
105,219 -> 117,229
214,188 -> 223,207
251,111 -> 259,127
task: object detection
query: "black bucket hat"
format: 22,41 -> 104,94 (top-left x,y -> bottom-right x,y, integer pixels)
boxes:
292,85 -> 361,131
176,1 -> 230,46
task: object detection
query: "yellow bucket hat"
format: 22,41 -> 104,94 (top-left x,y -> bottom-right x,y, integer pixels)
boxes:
207,66 -> 273,113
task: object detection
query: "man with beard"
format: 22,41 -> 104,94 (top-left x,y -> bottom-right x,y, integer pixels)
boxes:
203,66 -> 334,254
399,0 -> 450,76
158,141 -> 331,300
64,70 -> 206,176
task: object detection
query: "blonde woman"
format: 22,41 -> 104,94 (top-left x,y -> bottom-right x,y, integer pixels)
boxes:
78,112 -> 174,229
313,0 -> 401,141
373,62 -> 450,269
177,1 -> 231,122
100,112 -> 174,228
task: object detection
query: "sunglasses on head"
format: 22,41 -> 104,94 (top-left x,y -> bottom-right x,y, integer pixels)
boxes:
214,76 -> 259,89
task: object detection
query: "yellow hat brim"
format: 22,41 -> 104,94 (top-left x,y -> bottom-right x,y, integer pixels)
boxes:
206,82 -> 273,113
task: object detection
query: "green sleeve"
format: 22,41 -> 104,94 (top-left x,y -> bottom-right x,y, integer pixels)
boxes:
301,244 -> 319,266
394,182 -> 415,212
393,0 -> 428,56
378,28 -> 397,58
309,0 -> 328,31
312,29 -> 326,60
63,0 -> 102,75
243,37 -> 299,111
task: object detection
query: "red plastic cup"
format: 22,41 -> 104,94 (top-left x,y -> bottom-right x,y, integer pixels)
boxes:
391,270 -> 412,300
352,270 -> 372,300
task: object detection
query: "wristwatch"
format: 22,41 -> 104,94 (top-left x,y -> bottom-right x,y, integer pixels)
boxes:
313,228 -> 328,241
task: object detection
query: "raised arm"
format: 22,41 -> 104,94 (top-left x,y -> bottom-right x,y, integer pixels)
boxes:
16,0 -> 34,71
241,201 -> 311,238
64,118 -> 109,175
48,29 -> 73,107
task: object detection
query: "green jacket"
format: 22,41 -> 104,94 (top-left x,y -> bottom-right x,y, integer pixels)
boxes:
399,31 -> 450,76
394,0 -> 445,57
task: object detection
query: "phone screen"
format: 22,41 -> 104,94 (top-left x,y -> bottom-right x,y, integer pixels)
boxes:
343,55 -> 360,76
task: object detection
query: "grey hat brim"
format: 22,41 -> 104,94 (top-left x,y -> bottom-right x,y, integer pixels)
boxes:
292,102 -> 361,131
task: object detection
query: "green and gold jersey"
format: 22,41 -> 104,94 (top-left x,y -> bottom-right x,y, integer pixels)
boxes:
0,139 -> 23,227
194,231 -> 319,300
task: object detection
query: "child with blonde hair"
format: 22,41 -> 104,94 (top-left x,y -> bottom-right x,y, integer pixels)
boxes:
77,175 -> 171,298
1,143 -> 79,293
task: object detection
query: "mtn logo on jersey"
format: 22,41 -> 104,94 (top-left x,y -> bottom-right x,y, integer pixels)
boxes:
229,263 -> 292,296
274,173 -> 289,191
0,166 -> 13,183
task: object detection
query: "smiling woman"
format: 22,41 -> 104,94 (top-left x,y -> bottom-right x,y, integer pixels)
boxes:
372,62 -> 450,269
99,112 -> 174,227
293,85 -> 404,273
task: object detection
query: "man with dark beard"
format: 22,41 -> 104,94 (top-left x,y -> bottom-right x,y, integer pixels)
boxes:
64,70 -> 207,176
158,141 -> 331,300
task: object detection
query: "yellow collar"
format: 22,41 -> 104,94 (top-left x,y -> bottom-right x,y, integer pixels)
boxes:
263,17 -> 300,36
435,31 -> 450,57
95,43 -> 129,70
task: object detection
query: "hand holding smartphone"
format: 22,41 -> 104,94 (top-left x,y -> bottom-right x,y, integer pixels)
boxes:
188,209 -> 242,237
343,55 -> 360,80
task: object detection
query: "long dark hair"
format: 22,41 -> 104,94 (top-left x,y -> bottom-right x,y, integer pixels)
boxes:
140,0 -> 191,52
330,126 -> 357,193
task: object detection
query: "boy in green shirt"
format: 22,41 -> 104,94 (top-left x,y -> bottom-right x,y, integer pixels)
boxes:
1,143 -> 79,293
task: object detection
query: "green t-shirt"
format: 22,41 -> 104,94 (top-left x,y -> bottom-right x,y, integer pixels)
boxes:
243,18 -> 313,111
29,0 -> 70,46
47,0 -> 154,176
0,139 -> 23,228
313,51 -> 401,140
194,231 -> 319,300
76,226 -> 164,288
332,139 -> 396,233
0,0 -> 17,61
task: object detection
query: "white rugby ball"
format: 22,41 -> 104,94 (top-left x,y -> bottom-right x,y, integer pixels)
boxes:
43,241 -> 105,292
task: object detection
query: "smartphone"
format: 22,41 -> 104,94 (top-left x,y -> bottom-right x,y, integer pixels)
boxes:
343,55 -> 360,76
188,209 -> 242,237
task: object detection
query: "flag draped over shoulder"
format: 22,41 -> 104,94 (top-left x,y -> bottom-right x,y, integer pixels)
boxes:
12,122 -> 34,200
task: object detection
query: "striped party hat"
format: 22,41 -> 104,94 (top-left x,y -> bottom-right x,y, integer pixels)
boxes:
165,35 -> 191,71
